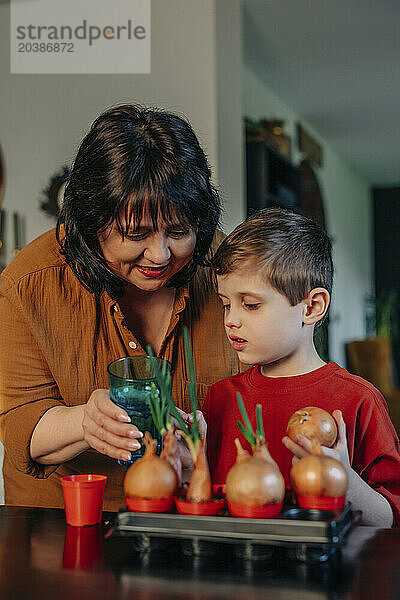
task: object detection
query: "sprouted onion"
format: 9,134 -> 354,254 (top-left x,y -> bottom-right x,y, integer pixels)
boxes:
225,396 -> 285,507
147,327 -> 212,503
124,432 -> 178,500
144,358 -> 182,486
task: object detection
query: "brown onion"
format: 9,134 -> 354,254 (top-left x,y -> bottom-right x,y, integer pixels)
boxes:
124,432 -> 178,500
186,439 -> 212,502
226,439 -> 285,507
253,437 -> 279,470
161,427 -> 182,487
290,443 -> 348,498
287,407 -> 337,447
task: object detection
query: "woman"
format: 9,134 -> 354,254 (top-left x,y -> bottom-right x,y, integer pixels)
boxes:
0,105 -> 238,510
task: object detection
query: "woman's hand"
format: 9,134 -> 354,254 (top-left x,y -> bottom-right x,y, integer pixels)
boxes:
173,408 -> 207,440
82,389 -> 143,462
174,408 -> 207,482
281,410 -> 351,472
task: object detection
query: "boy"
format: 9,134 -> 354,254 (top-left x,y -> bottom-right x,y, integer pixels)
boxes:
203,208 -> 400,527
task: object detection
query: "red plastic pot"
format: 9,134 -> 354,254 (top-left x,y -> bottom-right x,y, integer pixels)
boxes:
296,495 -> 346,510
228,501 -> 283,519
212,484 -> 226,496
174,496 -> 226,516
61,474 -> 107,527
125,495 -> 174,513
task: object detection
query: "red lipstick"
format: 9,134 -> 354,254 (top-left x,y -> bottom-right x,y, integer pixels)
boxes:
136,265 -> 168,278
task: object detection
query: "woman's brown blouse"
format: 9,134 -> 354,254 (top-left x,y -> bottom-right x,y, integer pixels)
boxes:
0,228 -> 238,510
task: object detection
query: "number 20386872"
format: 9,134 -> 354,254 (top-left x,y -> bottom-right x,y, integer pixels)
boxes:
18,42 -> 74,52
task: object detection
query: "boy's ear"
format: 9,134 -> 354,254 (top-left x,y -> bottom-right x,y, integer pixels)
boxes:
302,288 -> 330,325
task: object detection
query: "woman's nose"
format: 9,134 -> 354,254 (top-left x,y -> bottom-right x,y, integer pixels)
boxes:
143,233 -> 171,264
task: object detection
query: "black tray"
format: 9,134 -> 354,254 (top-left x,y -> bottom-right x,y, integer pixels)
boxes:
106,503 -> 360,562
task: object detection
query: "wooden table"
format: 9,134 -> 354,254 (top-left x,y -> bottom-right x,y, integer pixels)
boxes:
0,505 -> 399,600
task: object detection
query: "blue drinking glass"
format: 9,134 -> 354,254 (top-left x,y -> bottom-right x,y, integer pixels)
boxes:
107,356 -> 171,467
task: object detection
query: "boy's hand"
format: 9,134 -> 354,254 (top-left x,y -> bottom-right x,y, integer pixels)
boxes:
282,410 -> 351,472
283,412 -> 394,526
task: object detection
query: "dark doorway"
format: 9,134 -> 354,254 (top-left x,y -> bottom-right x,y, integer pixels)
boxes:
373,186 -> 400,377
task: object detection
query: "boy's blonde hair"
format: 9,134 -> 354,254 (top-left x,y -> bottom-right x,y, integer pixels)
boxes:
212,208 -> 333,307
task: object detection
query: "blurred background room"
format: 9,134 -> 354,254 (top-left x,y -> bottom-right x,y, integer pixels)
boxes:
0,0 -> 399,504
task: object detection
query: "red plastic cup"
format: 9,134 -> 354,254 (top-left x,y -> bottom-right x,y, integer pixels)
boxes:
61,474 -> 107,526
62,524 -> 104,569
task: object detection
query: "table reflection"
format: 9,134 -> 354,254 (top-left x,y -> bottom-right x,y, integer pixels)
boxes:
63,524 -> 104,570
0,507 -> 399,600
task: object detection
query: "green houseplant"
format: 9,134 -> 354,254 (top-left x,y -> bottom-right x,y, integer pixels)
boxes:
366,290 -> 398,342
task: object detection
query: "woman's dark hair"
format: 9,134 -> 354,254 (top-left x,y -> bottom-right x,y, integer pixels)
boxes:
56,104 -> 221,299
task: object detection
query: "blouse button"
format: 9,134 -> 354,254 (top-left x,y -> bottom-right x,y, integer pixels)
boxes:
129,341 -> 137,349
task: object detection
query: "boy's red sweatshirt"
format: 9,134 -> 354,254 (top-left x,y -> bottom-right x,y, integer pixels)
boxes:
203,362 -> 400,525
